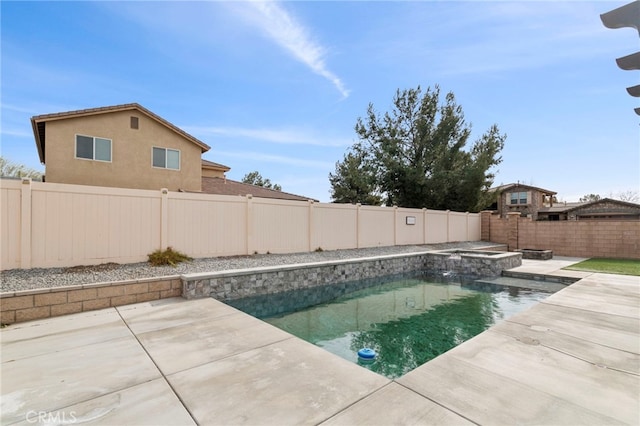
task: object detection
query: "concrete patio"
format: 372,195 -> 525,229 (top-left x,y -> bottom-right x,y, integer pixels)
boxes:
1,260 -> 638,425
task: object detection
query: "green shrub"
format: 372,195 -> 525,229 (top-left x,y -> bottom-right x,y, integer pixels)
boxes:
148,247 -> 192,267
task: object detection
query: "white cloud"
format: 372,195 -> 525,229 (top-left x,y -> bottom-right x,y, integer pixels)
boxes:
374,1 -> 616,78
242,1 -> 349,98
1,103 -> 39,115
185,125 -> 350,147
1,128 -> 32,138
214,150 -> 333,169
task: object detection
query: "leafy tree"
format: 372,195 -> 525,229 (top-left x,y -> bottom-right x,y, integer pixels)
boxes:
330,85 -> 505,211
329,146 -> 382,205
579,194 -> 601,202
0,157 -> 43,179
241,171 -> 281,191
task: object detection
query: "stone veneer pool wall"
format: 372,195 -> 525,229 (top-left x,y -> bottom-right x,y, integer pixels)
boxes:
1,246 -> 517,325
182,249 -> 521,303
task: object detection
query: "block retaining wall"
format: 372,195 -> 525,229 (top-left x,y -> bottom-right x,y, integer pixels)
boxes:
183,249 -> 520,302
1,245 -> 512,325
0,276 -> 181,325
482,211 -> 640,259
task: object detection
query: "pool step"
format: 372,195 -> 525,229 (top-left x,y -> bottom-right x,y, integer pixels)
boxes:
502,270 -> 580,284
474,276 -> 568,293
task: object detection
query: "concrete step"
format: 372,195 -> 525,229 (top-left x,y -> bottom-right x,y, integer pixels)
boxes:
502,270 -> 581,285
475,276 -> 568,293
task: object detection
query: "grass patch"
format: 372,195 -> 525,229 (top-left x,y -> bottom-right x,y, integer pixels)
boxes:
564,258 -> 640,276
148,247 -> 192,267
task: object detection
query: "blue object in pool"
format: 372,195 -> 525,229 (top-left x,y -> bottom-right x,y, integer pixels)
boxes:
358,348 -> 376,359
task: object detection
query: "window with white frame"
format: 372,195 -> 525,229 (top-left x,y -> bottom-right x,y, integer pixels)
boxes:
75,135 -> 111,162
510,192 -> 528,205
152,147 -> 180,170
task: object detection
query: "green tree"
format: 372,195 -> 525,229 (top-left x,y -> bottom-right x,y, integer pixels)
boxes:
0,157 -> 43,179
331,85 -> 505,211
329,146 -> 382,205
241,171 -> 282,191
579,194 -> 601,202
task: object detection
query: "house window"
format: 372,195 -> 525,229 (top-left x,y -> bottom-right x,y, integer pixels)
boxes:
510,192 -> 528,205
152,147 -> 180,170
75,135 -> 111,162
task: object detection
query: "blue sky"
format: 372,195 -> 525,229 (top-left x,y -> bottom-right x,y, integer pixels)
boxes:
2,1 -> 638,203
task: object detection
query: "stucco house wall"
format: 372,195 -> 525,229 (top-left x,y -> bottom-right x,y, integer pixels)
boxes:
201,160 -> 230,179
497,185 -> 549,220
36,106 -> 206,192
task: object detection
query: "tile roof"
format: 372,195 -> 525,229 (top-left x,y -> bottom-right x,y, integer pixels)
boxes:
538,202 -> 585,213
31,103 -> 211,163
200,177 -> 317,202
490,183 -> 557,195
564,197 -> 640,212
538,198 -> 640,213
201,159 -> 231,171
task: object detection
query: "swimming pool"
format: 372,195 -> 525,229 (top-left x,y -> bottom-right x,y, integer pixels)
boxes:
259,276 -> 552,379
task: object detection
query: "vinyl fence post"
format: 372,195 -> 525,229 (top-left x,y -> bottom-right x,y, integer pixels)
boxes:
393,205 -> 398,246
160,188 -> 169,251
246,194 -> 254,255
466,212 -> 470,242
422,208 -> 427,244
356,203 -> 361,249
20,178 -> 32,269
308,200 -> 315,252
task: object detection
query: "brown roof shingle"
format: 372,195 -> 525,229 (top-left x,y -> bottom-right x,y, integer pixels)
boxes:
201,159 -> 231,171
201,177 -> 317,202
490,183 -> 557,195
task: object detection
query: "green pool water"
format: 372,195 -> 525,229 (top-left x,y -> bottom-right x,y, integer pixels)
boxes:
263,278 -> 551,379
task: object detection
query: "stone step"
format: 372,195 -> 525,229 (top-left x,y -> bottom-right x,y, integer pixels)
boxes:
475,276 -> 568,293
502,270 -> 580,285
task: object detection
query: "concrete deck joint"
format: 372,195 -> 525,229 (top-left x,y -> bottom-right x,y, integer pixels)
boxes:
113,306 -> 200,426
2,257 -> 638,425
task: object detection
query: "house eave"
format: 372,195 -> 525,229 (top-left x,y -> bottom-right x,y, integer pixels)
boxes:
30,103 -> 211,165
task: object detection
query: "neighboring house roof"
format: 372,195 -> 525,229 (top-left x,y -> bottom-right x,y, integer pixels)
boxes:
201,177 -> 317,202
31,103 -> 211,163
490,183 -> 557,195
201,159 -> 231,172
538,202 -> 585,213
538,198 -> 640,214
565,197 -> 640,212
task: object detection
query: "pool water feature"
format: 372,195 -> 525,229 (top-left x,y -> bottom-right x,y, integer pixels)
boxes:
261,276 -> 552,379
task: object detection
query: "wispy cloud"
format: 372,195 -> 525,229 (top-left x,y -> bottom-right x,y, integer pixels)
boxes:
376,1 -> 615,78
185,125 -> 350,147
213,150 -> 333,170
241,1 -> 349,98
1,128 -> 32,138
1,103 -> 39,115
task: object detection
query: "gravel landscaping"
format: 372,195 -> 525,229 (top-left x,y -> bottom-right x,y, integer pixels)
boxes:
0,242 -> 498,293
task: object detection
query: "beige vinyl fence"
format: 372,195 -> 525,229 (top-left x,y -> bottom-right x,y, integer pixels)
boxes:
0,178 -> 481,270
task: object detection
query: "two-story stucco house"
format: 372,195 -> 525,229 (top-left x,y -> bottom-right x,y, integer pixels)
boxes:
489,183 -> 557,220
32,103 -> 210,192
31,103 -> 314,201
489,183 -> 640,221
